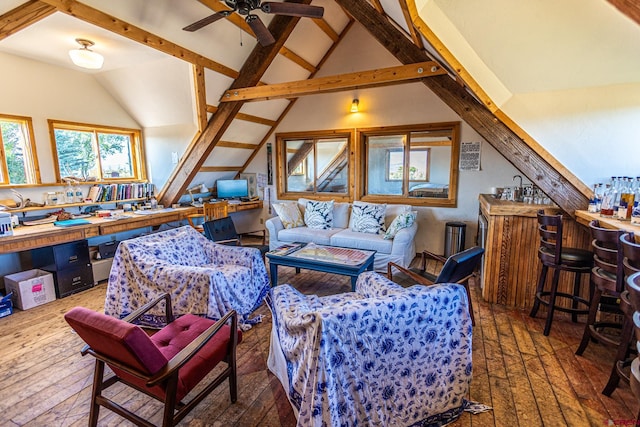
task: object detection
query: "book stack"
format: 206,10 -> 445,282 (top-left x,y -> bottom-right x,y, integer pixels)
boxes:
269,243 -> 302,256
87,183 -> 154,203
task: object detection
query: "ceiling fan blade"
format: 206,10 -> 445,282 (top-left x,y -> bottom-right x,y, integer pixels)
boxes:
246,15 -> 276,46
261,2 -> 324,19
183,11 -> 230,32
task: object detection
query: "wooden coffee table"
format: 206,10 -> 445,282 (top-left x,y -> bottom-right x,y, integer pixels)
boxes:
266,243 -> 376,291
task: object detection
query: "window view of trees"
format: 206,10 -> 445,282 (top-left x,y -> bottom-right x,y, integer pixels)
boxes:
49,120 -> 143,182
0,115 -> 39,185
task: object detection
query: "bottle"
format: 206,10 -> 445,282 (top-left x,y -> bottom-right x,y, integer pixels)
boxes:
595,183 -> 603,212
74,183 -> 83,203
611,177 -> 621,217
600,183 -> 614,217
634,177 -> 640,209
149,191 -> 158,209
64,181 -> 74,204
588,184 -> 598,213
618,177 -> 635,220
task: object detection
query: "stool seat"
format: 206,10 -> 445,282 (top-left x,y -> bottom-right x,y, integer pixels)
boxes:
530,210 -> 593,336
539,247 -> 592,265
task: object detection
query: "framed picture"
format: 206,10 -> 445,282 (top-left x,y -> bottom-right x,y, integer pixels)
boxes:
240,173 -> 257,199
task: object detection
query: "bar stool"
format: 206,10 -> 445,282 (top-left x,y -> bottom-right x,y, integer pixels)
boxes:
575,220 -> 624,355
626,272 -> 640,422
602,232 -> 639,396
529,210 -> 593,336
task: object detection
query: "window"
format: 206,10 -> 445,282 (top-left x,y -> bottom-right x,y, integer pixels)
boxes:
276,130 -> 353,200
49,120 -> 145,182
360,122 -> 460,207
0,114 -> 40,186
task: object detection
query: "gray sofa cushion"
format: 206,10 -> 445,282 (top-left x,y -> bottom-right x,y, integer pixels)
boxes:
330,229 -> 394,253
277,226 -> 343,246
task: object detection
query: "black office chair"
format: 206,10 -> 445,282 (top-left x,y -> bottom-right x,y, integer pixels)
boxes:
388,246 -> 485,325
203,217 -> 269,258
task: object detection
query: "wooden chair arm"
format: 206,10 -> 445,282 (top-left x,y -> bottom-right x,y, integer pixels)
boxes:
387,261 -> 436,286
122,293 -> 173,325
214,238 -> 241,246
147,310 -> 238,386
422,250 -> 447,264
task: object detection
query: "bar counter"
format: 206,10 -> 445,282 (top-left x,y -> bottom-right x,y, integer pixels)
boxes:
479,194 -> 590,309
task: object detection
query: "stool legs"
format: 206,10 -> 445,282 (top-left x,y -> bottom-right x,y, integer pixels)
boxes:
576,286 -> 601,356
602,294 -> 634,396
530,264 -> 589,337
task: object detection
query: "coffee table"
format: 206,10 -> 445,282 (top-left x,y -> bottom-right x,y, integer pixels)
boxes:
266,243 -> 376,291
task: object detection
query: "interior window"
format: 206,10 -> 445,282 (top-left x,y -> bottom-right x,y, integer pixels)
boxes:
0,114 -> 40,186
276,131 -> 353,200
360,122 -> 460,207
48,120 -> 145,183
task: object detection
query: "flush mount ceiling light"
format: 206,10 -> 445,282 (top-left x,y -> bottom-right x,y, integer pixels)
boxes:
69,38 -> 104,70
350,99 -> 359,113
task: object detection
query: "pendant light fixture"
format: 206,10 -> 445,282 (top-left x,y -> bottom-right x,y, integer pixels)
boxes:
69,38 -> 104,70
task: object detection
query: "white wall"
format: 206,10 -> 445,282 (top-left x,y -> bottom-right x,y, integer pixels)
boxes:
262,25 -> 526,253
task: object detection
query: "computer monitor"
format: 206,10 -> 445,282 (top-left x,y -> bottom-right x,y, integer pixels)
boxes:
216,179 -> 249,199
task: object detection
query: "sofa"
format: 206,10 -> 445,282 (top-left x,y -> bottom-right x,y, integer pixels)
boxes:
105,225 -> 270,329
265,198 -> 418,271
267,271 -> 473,427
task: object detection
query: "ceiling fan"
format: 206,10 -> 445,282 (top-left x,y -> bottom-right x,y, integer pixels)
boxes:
183,1 -> 324,47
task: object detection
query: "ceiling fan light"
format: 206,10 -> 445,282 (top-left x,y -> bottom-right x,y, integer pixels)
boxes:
69,38 -> 104,70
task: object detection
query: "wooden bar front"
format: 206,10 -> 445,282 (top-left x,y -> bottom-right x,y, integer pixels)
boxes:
479,194 -> 591,310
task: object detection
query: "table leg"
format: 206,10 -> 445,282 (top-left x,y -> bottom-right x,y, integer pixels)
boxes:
269,263 -> 278,287
350,275 -> 357,292
295,267 -> 301,275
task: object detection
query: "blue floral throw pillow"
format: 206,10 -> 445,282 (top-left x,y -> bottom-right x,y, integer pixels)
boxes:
304,200 -> 334,229
384,210 -> 417,240
350,202 -> 386,234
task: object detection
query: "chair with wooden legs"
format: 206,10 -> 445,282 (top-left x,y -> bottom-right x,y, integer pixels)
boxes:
387,246 -> 484,325
187,200 -> 229,233
64,293 -> 241,427
603,232 -> 639,396
529,209 -> 593,336
576,220 -> 624,355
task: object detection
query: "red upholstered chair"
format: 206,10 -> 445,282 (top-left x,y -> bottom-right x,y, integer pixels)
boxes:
64,293 -> 241,427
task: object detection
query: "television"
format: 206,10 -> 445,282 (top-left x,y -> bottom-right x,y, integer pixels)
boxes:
216,179 -> 249,199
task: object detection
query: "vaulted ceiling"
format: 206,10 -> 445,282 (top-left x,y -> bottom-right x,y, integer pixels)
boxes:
1,0 -> 638,215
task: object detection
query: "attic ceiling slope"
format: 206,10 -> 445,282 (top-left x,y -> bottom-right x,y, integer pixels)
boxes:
341,0 -> 588,215
159,3 -> 312,206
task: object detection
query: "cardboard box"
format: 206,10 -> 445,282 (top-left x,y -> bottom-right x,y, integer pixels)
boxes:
4,269 -> 56,310
92,258 -> 113,283
0,293 -> 13,318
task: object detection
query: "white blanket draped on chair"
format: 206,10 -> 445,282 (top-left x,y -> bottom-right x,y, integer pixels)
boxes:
105,226 -> 269,328
268,271 -> 473,427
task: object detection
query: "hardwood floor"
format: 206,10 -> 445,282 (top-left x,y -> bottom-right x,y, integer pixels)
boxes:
0,262 -> 637,426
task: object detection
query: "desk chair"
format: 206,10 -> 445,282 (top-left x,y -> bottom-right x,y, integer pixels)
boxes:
529,209 -> 593,336
64,293 -> 240,427
203,216 -> 269,258
387,246 -> 485,325
575,220 -> 625,355
187,200 -> 229,233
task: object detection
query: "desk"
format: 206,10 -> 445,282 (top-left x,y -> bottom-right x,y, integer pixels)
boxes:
0,200 -> 264,254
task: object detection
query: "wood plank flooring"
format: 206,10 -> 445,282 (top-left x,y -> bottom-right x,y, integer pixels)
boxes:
0,262 -> 637,426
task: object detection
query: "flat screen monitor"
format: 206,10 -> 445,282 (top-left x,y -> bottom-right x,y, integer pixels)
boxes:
216,179 -> 248,199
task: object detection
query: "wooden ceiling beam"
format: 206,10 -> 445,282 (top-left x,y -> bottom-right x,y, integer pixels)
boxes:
38,0 -> 239,78
398,0 -> 424,49
158,3 -> 311,205
220,61 -> 446,102
336,0 -> 589,214
217,141 -> 258,150
0,1 -> 56,41
608,0 -> 640,26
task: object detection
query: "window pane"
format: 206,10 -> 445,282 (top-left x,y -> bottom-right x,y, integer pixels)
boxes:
408,149 -> 428,181
369,135 -> 403,195
98,133 -> 134,178
54,129 -> 100,180
285,139 -> 314,192
1,121 -> 28,184
316,138 -> 348,193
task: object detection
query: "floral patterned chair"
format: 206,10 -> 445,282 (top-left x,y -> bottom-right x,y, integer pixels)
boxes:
267,271 -> 474,426
105,225 -> 269,329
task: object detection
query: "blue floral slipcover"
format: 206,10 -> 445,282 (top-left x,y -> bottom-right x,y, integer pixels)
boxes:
267,271 -> 472,426
104,226 -> 269,328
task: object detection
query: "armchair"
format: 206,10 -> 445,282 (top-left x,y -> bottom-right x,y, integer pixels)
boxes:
388,246 -> 484,324
64,293 -> 240,427
105,226 -> 269,329
267,271 -> 473,427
